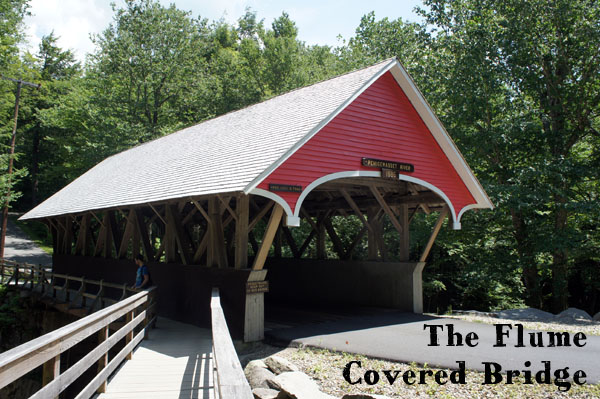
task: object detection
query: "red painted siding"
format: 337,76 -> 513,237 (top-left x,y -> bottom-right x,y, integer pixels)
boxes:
257,71 -> 476,218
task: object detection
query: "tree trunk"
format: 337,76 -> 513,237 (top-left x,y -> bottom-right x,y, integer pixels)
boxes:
551,197 -> 569,312
511,210 -> 541,308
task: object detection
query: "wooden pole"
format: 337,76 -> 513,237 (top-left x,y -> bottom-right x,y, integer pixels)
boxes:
234,195 -> 249,269
125,311 -> 134,360
96,326 -> 109,393
398,204 -> 409,261
209,197 -> 228,268
42,354 -> 60,398
367,207 -> 379,260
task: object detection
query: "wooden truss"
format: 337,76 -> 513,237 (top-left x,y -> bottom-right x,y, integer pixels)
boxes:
47,178 -> 448,267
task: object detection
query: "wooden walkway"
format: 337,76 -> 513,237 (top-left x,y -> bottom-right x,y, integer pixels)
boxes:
97,317 -> 214,399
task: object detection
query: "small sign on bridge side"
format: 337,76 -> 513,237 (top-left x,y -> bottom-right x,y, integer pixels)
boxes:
247,280 -> 269,294
362,157 -> 414,173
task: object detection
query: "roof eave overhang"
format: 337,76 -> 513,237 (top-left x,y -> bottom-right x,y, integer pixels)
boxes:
246,58 -> 493,224
387,60 -> 494,211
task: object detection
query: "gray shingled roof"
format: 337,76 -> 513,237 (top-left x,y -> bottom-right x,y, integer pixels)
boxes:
21,59 -> 394,220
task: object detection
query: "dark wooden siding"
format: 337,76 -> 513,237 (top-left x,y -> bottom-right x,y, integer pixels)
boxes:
258,71 -> 476,215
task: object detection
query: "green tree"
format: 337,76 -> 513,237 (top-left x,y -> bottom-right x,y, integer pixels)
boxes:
13,32 -> 81,207
0,0 -> 31,209
88,0 -> 210,144
420,0 -> 600,311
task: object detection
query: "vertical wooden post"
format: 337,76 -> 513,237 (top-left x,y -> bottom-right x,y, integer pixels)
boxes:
164,211 -> 176,263
316,214 -> 326,260
209,197 -> 228,268
49,220 -> 58,255
412,262 -> 426,313
274,225 -> 282,258
134,209 -> 154,262
398,204 -> 409,261
244,270 -> 268,342
126,310 -> 134,360
118,210 -> 135,259
103,212 -> 113,258
55,220 -> 64,255
367,208 -> 379,260
63,216 -> 73,255
97,325 -> 109,393
42,354 -> 60,395
234,195 -> 249,269
166,205 -> 192,265
207,198 -> 217,267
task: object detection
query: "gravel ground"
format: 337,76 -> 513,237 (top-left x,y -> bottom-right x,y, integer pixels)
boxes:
437,314 -> 600,337
241,315 -> 600,398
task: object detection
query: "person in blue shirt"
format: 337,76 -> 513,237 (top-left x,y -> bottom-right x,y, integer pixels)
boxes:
133,254 -> 150,289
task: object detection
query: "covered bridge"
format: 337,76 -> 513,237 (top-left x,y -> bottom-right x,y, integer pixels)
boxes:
21,58 -> 492,341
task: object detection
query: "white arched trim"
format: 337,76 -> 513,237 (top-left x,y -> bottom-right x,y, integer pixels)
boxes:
294,171 -> 381,217
250,171 -> 464,229
249,188 -> 299,226
456,203 -> 490,226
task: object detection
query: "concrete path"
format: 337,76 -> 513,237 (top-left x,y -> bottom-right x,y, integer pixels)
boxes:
98,318 -> 214,399
266,311 -> 600,384
3,216 -> 52,266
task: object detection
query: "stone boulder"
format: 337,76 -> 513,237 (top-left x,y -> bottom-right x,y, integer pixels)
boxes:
556,308 -> 592,321
245,359 -> 276,389
265,355 -> 299,374
453,310 -> 498,318
496,308 -> 554,321
253,387 -> 280,399
341,394 -> 393,399
268,371 -> 334,399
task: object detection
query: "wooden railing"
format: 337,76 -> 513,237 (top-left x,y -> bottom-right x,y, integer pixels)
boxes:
0,285 -> 157,398
0,260 -> 158,398
211,287 -> 253,399
0,260 -> 149,314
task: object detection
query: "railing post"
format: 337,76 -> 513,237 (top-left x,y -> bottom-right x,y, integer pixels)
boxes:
42,354 -> 60,399
29,265 -> 34,290
126,310 -> 134,360
120,283 -> 127,301
14,264 -> 19,286
64,276 -> 70,302
40,268 -> 46,295
52,274 -> 57,298
80,277 -> 87,308
97,325 -> 109,393
143,294 -> 150,340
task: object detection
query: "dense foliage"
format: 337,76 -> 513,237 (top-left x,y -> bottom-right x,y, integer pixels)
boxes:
1,0 -> 598,314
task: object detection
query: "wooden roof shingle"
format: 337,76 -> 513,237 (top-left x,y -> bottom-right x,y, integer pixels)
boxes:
21,60 -> 394,220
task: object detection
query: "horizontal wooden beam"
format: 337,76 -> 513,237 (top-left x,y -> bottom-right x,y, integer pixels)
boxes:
302,192 -> 443,213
